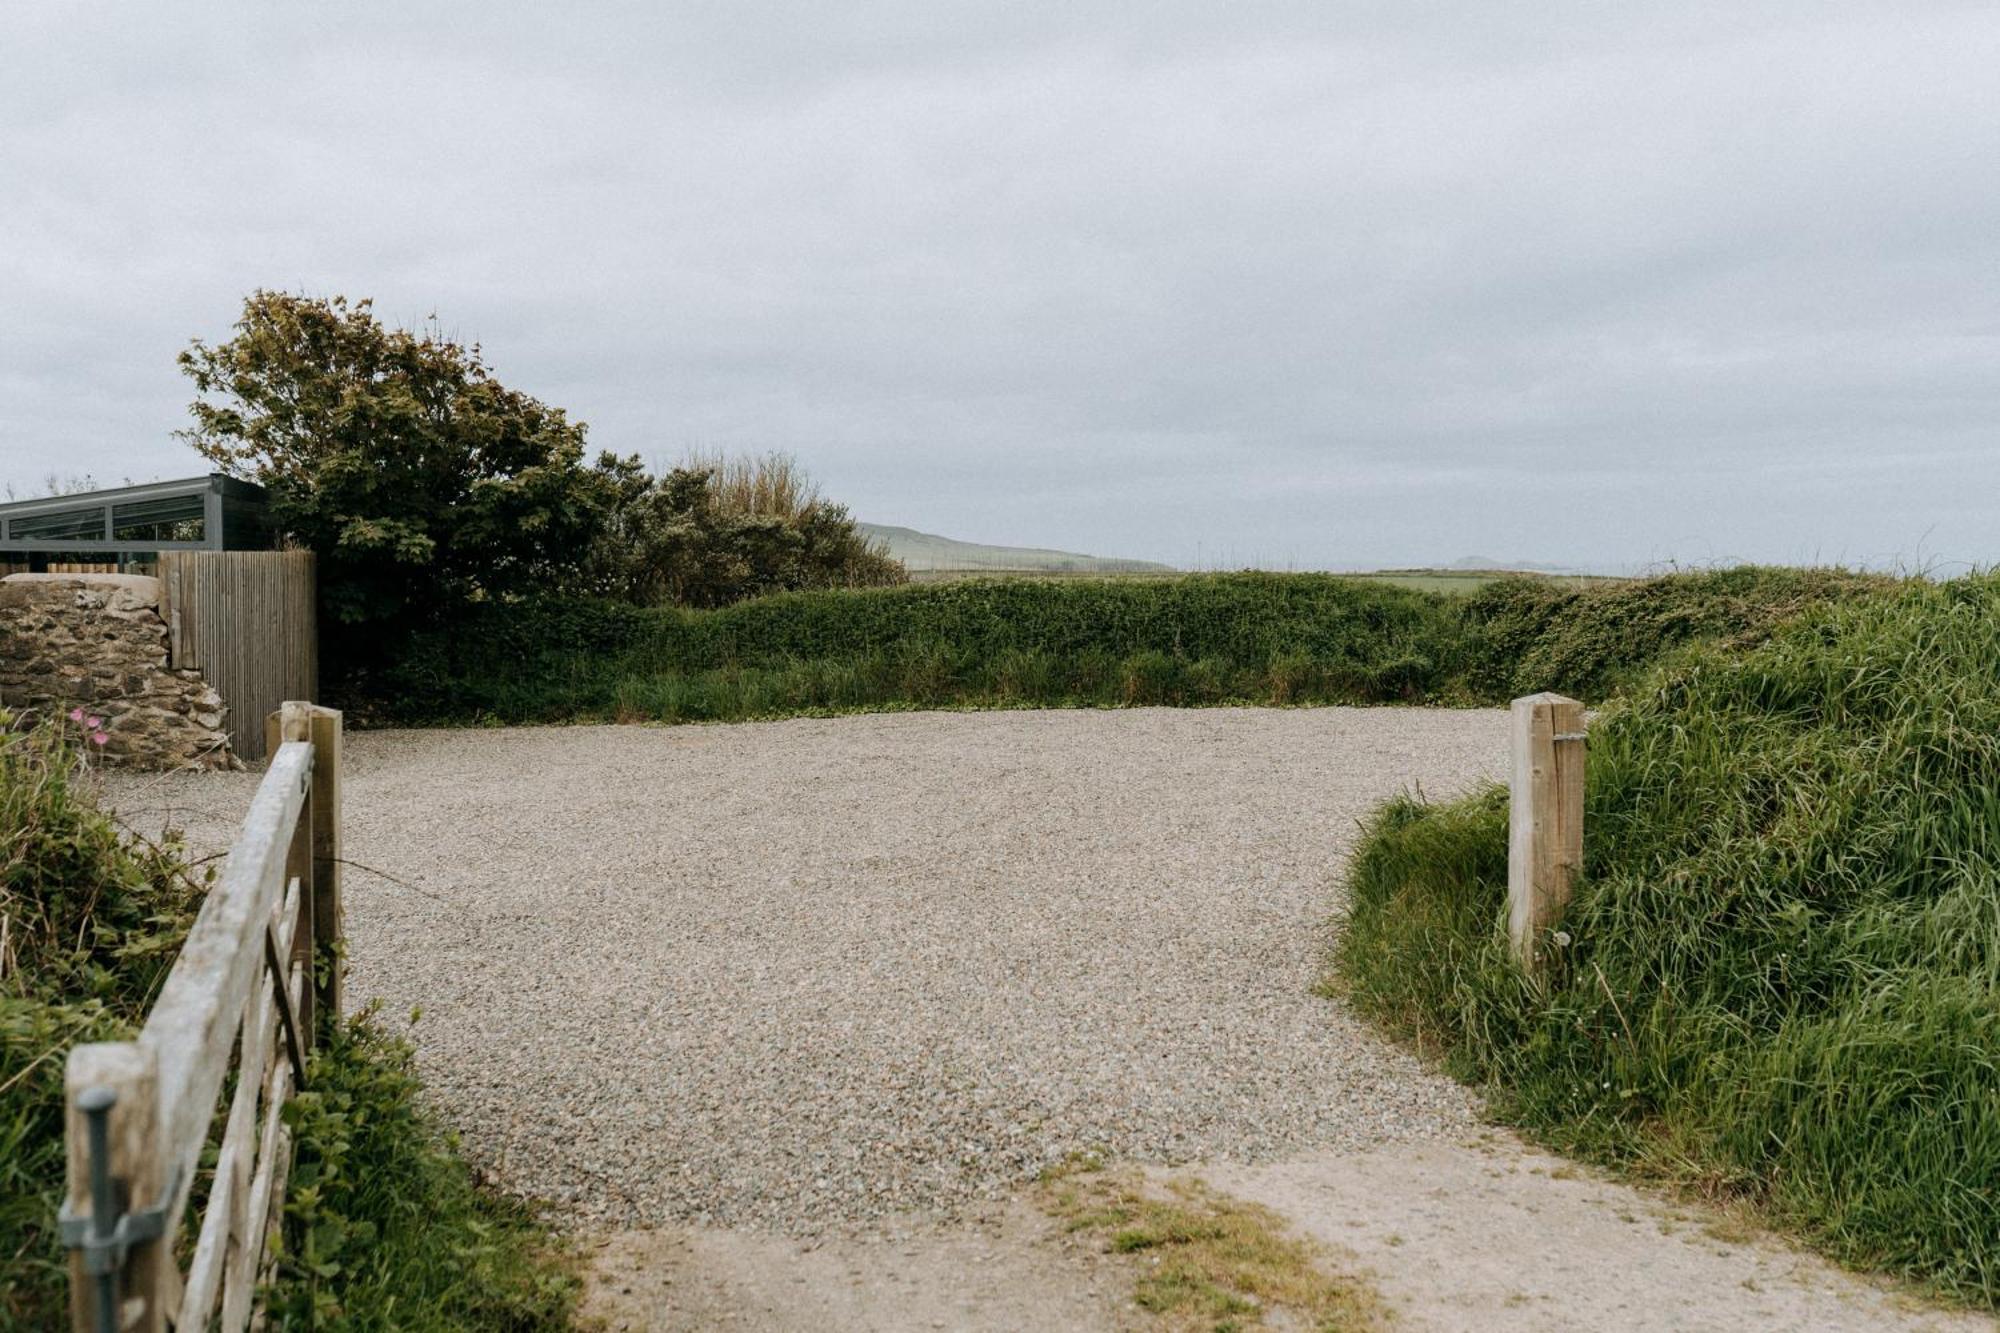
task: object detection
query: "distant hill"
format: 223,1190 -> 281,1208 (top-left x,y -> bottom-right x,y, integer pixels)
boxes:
858,523 -> 1175,575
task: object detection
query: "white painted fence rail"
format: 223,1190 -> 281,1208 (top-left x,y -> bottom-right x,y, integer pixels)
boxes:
63,702 -> 343,1333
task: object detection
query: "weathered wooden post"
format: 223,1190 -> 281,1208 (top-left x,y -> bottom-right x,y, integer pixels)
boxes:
306,705 -> 343,1033
265,702 -> 344,1038
64,1043 -> 168,1332
1508,692 -> 1586,970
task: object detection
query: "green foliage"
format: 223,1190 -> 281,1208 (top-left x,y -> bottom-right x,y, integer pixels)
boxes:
178,293 -> 902,674
264,1010 -> 575,1332
179,292 -> 609,631
348,572 -> 1467,724
1456,566 -> 1887,702
347,567 -> 1884,727
584,453 -> 904,608
0,713 -> 201,1330
1337,575 -> 2000,1305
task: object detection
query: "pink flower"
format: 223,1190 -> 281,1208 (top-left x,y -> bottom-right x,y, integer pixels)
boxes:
86,716 -> 102,730
69,707 -> 85,722
91,731 -> 109,746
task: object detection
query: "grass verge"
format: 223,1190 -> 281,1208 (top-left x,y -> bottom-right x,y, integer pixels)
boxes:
265,1009 -> 577,1330
1335,573 -> 2000,1308
1040,1157 -> 1387,1332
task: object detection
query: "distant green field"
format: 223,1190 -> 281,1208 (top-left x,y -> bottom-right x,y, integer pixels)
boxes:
909,567 -> 1622,595
1347,569 -> 1625,596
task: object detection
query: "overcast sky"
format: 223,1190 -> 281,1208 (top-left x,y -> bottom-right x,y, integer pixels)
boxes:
3,3 -> 1996,571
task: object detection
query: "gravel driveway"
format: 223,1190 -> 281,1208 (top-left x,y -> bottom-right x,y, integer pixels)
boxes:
110,707 -> 1507,1231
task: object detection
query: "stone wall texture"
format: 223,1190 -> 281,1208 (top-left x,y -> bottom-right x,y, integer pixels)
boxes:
0,574 -> 239,770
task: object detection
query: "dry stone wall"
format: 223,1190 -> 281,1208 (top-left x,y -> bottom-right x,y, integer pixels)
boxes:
0,574 -> 239,769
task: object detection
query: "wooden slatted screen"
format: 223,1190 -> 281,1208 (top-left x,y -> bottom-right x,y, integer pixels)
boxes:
158,552 -> 317,761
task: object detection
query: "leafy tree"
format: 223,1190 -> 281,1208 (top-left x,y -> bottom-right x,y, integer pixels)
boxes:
178,292 -> 609,628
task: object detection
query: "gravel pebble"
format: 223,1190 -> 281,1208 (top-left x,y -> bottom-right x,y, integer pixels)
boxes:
108,706 -> 1508,1232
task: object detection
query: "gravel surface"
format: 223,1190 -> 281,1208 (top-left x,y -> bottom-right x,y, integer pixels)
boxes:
108,707 -> 1508,1232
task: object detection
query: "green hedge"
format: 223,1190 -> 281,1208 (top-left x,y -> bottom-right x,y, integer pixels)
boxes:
340,567 -> 1886,726
1337,574 -> 2000,1305
342,573 -> 1465,723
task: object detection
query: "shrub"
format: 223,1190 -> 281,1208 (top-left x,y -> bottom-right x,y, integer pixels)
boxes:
585,452 -> 903,608
1337,574 -> 2000,1304
1455,566 -> 1888,701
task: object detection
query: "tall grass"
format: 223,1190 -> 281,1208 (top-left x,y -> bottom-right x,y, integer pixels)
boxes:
349,567 -> 1879,726
684,448 -> 821,522
1337,574 -> 2000,1305
0,713 -> 197,1328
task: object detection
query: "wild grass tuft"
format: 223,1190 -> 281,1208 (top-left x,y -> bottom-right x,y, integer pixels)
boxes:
1040,1159 -> 1387,1331
1337,573 -> 2000,1306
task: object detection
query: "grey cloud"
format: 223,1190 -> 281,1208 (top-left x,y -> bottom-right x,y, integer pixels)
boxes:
3,2 -> 1997,570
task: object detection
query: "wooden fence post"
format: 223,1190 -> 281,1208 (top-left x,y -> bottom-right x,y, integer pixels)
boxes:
306,705 -> 343,1034
1507,692 -> 1586,971
65,1042 -> 169,1333
266,703 -> 343,1041
277,703 -> 316,1045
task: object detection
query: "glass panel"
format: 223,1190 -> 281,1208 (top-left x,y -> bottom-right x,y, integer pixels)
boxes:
8,505 -> 106,540
112,493 -> 206,543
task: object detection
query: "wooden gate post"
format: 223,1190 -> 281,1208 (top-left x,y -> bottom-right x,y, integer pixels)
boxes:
65,1042 -> 168,1333
265,702 -> 344,1039
305,705 -> 343,1033
1507,692 -> 1586,971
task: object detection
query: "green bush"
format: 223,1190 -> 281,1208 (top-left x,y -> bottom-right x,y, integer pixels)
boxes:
181,292 -> 608,633
346,567 -> 1885,727
1337,575 -> 2000,1305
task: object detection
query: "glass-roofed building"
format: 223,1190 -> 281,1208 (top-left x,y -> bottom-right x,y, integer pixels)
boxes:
0,474 -> 275,571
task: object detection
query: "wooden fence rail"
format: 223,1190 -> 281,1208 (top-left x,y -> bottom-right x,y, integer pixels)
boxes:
63,703 -> 343,1333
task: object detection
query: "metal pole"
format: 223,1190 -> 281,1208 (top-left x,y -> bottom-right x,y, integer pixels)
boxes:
79,1086 -> 119,1333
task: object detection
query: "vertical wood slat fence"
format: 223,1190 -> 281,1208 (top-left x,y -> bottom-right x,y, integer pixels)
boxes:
158,552 -> 317,762
1507,691 -> 1587,971
64,703 -> 343,1333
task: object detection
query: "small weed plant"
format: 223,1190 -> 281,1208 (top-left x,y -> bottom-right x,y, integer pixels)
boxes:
1040,1157 -> 1386,1332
